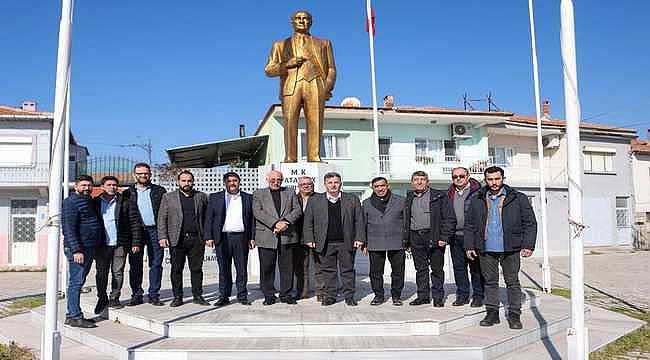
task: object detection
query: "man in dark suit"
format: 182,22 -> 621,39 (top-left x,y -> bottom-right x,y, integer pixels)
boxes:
92,176 -> 141,314
404,171 -> 456,308
62,175 -> 101,328
303,172 -> 364,306
204,171 -> 255,307
123,162 -> 167,306
293,176 -> 322,300
252,170 -> 302,305
361,177 -> 407,306
158,170 -> 209,307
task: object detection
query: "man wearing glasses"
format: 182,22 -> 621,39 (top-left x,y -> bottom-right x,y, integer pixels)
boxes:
124,163 -> 167,306
293,176 -> 322,300
446,167 -> 484,307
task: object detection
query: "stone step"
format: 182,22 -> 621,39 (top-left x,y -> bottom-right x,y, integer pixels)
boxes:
32,294 -> 576,360
79,288 -> 542,338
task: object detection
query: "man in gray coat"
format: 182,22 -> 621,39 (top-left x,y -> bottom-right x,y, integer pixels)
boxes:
361,177 -> 407,306
303,172 -> 364,306
158,170 -> 209,307
252,170 -> 302,305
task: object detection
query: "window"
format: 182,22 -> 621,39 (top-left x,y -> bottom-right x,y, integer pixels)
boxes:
444,140 -> 457,161
300,133 -> 349,159
415,138 -> 442,165
489,146 -> 515,167
583,151 -> 615,174
616,197 -> 629,228
379,138 -> 391,173
0,136 -> 33,166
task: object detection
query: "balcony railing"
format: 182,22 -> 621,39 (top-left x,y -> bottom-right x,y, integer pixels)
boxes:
0,163 -> 50,185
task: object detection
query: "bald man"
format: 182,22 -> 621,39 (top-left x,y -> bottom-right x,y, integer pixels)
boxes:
252,170 -> 303,305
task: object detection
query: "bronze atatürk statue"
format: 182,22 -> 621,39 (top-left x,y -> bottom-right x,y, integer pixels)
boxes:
265,10 -> 336,163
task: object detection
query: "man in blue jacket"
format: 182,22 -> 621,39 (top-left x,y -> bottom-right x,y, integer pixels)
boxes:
465,166 -> 537,329
62,175 -> 102,328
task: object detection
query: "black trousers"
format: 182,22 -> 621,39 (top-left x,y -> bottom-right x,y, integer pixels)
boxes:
410,230 -> 446,301
259,243 -> 294,298
293,245 -> 324,298
169,233 -> 205,298
319,241 -> 355,300
369,249 -> 405,300
94,245 -> 127,301
215,232 -> 249,300
450,234 -> 484,300
480,251 -> 522,314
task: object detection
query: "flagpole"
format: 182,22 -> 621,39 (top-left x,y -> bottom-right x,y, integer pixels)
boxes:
527,0 -> 551,294
59,80 -> 71,299
560,0 -> 587,358
42,0 -> 73,358
365,0 -> 380,176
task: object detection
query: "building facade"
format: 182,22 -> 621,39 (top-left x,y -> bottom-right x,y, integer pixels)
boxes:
0,103 -> 87,268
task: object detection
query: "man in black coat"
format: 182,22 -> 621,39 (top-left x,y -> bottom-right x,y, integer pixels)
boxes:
465,166 -> 537,329
92,176 -> 142,314
404,171 -> 456,308
204,171 -> 255,306
122,162 -> 167,306
360,177 -> 407,306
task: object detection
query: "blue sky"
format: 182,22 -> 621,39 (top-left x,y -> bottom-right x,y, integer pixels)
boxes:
1,1 -> 648,163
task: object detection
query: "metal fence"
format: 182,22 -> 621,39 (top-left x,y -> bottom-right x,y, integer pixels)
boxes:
152,167 -> 259,194
77,156 -> 138,185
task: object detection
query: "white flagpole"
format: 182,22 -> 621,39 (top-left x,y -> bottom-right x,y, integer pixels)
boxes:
365,0 -> 380,176
560,0 -> 587,358
42,0 -> 73,358
527,0 -> 551,293
59,80 -> 71,299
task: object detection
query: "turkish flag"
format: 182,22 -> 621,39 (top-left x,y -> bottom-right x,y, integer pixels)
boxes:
365,7 -> 376,36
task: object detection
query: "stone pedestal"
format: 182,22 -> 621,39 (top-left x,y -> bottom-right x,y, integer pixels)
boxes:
257,162 -> 339,193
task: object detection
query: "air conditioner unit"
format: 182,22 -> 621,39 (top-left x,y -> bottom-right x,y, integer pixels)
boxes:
542,134 -> 560,149
451,123 -> 472,139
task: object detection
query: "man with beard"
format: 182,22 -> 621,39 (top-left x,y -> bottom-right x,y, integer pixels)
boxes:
360,177 -> 407,306
158,170 -> 209,307
252,170 -> 302,305
404,171 -> 456,308
465,166 -> 537,329
303,172 -> 364,306
205,171 -> 255,307
123,162 -> 167,306
62,175 -> 102,328
447,167 -> 484,307
93,176 -> 142,314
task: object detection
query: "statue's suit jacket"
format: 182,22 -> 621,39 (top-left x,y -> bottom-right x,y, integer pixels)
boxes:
264,34 -> 336,98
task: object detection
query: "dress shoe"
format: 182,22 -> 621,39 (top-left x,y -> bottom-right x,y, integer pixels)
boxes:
370,296 -> 384,306
214,297 -> 231,307
94,296 -> 108,315
345,298 -> 358,306
280,297 -> 297,305
433,299 -> 444,307
238,298 -> 252,305
263,296 -> 277,306
81,317 -> 96,323
108,298 -> 124,309
470,297 -> 484,308
507,312 -> 523,329
64,318 -> 97,328
321,297 -> 336,306
169,297 -> 184,307
126,295 -> 143,307
148,297 -> 165,306
193,296 -> 210,306
452,297 -> 469,306
409,298 -> 431,306
392,298 -> 403,306
479,310 -> 501,327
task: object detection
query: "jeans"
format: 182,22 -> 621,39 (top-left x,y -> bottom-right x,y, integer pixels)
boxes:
450,234 -> 484,300
94,245 -> 127,301
65,246 -> 94,319
129,226 -> 163,298
480,251 -> 522,314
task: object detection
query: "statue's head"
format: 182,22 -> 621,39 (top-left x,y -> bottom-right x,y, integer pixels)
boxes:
290,10 -> 312,34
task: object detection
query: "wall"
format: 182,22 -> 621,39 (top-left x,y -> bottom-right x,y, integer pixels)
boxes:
632,153 -> 650,214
